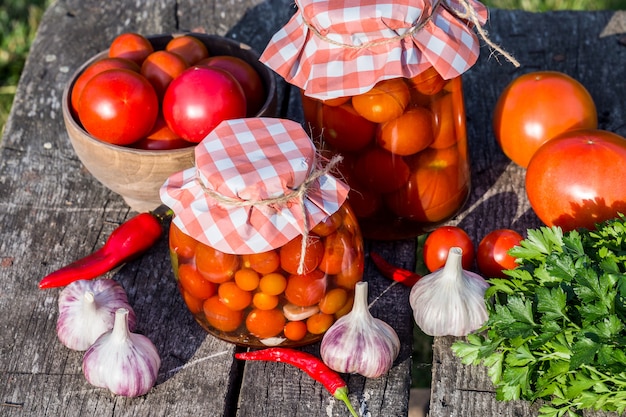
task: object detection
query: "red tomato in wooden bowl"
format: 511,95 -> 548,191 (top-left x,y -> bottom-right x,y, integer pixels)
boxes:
162,66 -> 247,143
77,68 -> 158,145
525,129 -> 626,232
493,71 -> 597,168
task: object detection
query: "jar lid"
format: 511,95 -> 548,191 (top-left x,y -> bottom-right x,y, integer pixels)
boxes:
160,118 -> 349,254
260,0 -> 487,100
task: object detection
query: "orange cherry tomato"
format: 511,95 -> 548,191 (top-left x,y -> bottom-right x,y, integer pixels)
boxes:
493,71 -> 597,168
218,281 -> 252,311
169,222 -> 198,260
352,78 -> 410,123
178,263 -> 217,299
430,93 -> 459,149
407,67 -> 445,96
259,272 -> 288,296
320,102 -> 376,152
353,147 -> 410,194
318,288 -> 348,315
284,320 -> 308,341
279,235 -> 324,275
377,107 -> 434,156
195,243 -> 240,283
165,35 -> 209,66
252,292 -> 280,310
385,147 -> 468,223
234,268 -> 260,291
284,269 -> 326,307
203,295 -> 243,332
108,32 -> 154,66
306,312 -> 334,335
246,308 -> 286,338
319,229 -> 353,275
242,250 -> 280,275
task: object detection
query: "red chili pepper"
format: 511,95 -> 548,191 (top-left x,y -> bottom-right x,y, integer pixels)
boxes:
370,251 -> 421,287
38,210 -> 166,289
235,347 -> 358,417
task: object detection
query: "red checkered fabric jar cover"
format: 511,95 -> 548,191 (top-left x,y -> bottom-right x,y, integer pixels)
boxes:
160,118 -> 349,254
260,0 -> 487,100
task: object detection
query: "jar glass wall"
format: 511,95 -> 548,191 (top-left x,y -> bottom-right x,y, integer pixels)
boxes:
169,202 -> 364,347
301,68 -> 470,239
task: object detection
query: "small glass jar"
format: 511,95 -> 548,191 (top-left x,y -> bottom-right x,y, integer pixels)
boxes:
301,67 -> 470,239
169,202 -> 363,347
160,118 -> 363,347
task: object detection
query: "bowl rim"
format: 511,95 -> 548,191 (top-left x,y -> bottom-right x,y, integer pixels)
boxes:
62,32 -> 277,156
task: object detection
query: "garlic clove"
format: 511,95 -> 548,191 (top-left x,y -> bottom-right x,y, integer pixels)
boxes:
57,279 -> 136,351
321,281 -> 400,378
283,303 -> 319,321
409,246 -> 490,336
83,308 -> 160,397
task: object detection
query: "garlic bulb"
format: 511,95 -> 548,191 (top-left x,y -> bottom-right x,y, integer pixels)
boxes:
57,279 -> 136,351
410,246 -> 490,336
83,308 -> 160,397
320,281 -> 400,378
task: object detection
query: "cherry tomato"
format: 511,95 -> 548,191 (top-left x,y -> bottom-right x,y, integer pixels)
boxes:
352,78 -> 410,123
525,129 -> 626,232
353,147 -> 410,194
320,102 -> 376,152
476,229 -> 523,278
199,55 -> 266,116
165,35 -> 209,66
108,32 -> 154,66
493,71 -> 597,168
162,66 -> 247,143
385,147 -> 468,223
422,226 -> 474,272
141,50 -> 188,99
77,69 -> 158,145
70,57 -> 140,114
132,114 -> 192,150
377,107 -> 434,156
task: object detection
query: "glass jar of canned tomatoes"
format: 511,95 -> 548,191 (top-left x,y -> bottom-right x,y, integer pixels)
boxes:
260,0 -> 489,239
160,118 -> 364,347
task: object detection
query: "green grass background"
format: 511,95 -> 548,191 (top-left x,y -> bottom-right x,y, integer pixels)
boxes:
1,0 -> 625,391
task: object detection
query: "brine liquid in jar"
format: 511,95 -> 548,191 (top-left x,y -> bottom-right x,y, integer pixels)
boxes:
169,202 -> 363,347
301,68 -> 470,239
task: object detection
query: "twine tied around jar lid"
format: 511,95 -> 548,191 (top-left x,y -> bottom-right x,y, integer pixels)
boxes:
302,0 -> 518,67
160,118 -> 350,268
260,0 -> 519,100
196,153 -> 343,274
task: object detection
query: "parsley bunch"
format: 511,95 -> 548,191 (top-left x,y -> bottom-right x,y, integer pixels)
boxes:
452,215 -> 626,417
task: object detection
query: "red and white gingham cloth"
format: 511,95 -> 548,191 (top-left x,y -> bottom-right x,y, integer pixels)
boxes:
260,0 -> 488,100
160,118 -> 349,254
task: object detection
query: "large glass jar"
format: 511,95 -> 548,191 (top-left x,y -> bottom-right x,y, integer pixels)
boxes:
160,118 -> 364,347
260,0 -> 489,239
301,68 -> 470,239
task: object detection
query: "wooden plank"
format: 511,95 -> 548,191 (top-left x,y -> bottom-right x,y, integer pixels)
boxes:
0,0 -> 292,416
429,8 -> 626,417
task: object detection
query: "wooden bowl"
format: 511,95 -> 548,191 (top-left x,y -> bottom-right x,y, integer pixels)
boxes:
62,33 -> 277,212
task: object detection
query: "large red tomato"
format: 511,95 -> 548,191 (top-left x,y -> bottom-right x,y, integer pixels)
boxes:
525,129 -> 626,232
162,66 -> 247,143
493,71 -> 597,168
78,68 -> 158,145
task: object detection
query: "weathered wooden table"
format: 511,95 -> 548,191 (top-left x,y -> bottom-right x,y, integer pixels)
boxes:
1,0 -> 625,416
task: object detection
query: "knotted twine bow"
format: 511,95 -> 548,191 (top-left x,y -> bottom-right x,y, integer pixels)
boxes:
197,153 -> 344,275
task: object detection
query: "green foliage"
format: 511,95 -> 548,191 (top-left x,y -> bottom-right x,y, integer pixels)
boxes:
452,215 -> 626,416
0,0 -> 50,134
